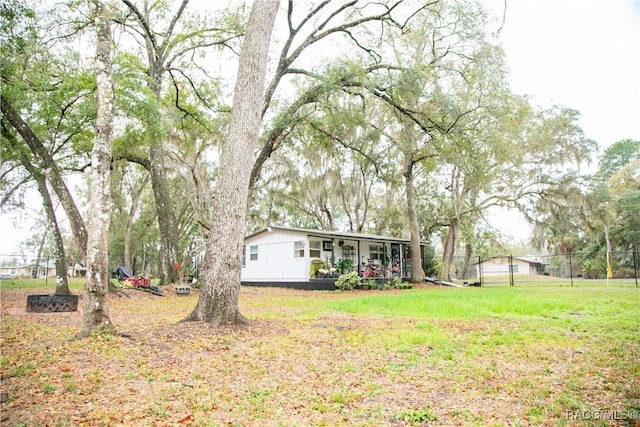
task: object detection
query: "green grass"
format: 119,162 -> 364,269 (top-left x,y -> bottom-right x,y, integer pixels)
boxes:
0,277 -> 86,291
2,281 -> 639,425
323,287 -> 605,319
480,274 -> 639,287
325,286 -> 640,366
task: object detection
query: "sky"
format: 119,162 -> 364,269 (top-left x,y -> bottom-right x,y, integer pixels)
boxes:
484,0 -> 640,149
482,0 -> 640,241
1,0 -> 639,253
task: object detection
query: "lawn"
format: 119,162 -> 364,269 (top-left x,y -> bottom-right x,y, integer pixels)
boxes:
1,280 -> 639,426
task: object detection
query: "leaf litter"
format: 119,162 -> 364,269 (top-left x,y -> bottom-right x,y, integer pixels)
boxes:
1,286 -> 638,426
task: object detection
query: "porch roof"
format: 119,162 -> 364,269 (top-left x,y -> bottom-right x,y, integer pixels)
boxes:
472,256 -> 548,266
246,226 -> 422,244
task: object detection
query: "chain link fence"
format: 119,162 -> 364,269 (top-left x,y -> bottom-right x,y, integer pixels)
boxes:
3,251 -> 638,288
0,253 -> 157,280
449,251 -> 639,287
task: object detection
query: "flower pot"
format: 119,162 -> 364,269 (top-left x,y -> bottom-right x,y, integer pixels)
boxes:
175,285 -> 191,296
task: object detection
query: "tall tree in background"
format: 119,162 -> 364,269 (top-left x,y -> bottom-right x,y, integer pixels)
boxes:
257,96 -> 384,233
118,0 -> 243,284
184,0 -> 279,326
597,139 -> 640,260
249,0 -> 438,190
81,0 -> 116,337
109,163 -> 150,270
366,0 -> 491,282
1,1 -> 92,290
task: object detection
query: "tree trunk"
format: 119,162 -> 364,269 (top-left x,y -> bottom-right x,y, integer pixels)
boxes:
184,0 -> 279,326
80,0 -> 115,337
461,242 -> 473,280
119,0 -> 184,286
149,144 -> 180,284
124,221 -> 132,270
403,159 -> 425,283
34,227 -> 47,278
441,218 -> 458,281
32,171 -> 70,294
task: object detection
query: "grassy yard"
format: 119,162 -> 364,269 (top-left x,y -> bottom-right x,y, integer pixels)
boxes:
1,280 -> 638,426
476,274 -> 639,288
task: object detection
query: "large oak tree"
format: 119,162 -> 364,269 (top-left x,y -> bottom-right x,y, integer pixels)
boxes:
184,0 -> 280,325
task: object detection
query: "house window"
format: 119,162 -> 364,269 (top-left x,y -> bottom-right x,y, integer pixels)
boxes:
249,245 -> 258,261
509,264 -> 519,273
369,244 -> 384,261
242,246 -> 246,267
309,241 -> 321,258
294,241 -> 305,258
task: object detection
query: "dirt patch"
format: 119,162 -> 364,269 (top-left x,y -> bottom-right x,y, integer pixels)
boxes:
1,286 -> 638,426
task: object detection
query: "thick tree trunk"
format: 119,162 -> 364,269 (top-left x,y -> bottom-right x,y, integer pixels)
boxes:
80,0 -> 115,337
149,144 -> 180,284
461,242 -> 473,280
403,160 -> 425,283
184,0 -> 279,326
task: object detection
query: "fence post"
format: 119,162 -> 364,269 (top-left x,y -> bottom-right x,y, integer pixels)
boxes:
634,250 -> 639,288
568,252 -> 574,287
45,254 -> 49,288
508,254 -> 514,287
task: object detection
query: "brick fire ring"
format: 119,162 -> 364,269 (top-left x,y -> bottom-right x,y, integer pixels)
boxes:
26,295 -> 78,313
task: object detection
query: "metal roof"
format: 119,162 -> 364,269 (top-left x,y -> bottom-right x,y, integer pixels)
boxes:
245,226 -> 418,244
472,255 -> 549,266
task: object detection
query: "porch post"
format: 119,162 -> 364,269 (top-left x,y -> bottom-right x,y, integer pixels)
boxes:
357,240 -> 361,276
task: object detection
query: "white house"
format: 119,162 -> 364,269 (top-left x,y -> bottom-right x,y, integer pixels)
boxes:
240,226 -> 426,286
0,262 -> 56,279
474,256 -> 548,277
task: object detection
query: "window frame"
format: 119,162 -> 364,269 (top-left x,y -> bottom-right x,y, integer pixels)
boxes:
309,240 -> 321,258
249,245 -> 258,261
369,244 -> 384,261
293,241 -> 305,258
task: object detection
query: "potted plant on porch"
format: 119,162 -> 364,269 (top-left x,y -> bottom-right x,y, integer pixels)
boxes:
336,258 -> 354,274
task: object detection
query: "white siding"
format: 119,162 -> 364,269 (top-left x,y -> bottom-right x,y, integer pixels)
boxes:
477,258 -> 533,276
239,227 -> 416,282
241,229 -> 310,281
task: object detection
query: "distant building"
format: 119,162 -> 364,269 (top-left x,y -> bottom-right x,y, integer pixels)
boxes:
68,264 -> 87,278
0,262 -> 57,279
474,256 -> 549,277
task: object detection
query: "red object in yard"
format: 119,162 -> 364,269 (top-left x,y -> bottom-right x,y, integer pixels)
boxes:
123,276 -> 150,288
114,266 -> 150,288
